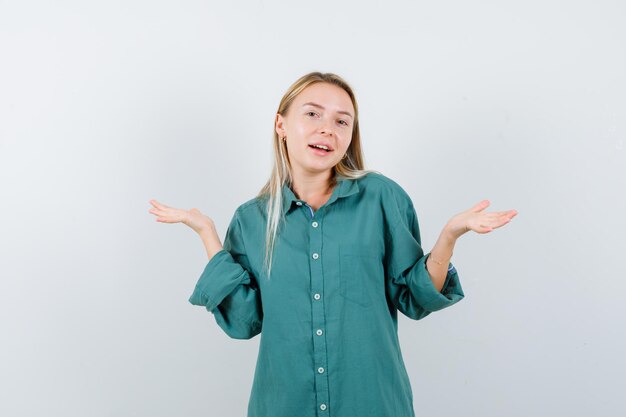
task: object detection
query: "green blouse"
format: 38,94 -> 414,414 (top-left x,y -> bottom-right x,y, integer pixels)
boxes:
188,172 -> 465,417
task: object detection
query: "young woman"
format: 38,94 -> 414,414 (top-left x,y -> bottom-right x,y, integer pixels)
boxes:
148,72 -> 517,417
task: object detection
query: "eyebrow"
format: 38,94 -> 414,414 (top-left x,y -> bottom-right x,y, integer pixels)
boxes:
301,102 -> 354,119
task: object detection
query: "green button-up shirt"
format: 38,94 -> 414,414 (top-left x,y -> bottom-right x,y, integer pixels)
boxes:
188,172 -> 465,417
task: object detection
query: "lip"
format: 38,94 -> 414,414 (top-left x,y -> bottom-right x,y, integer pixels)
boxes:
308,146 -> 333,156
308,141 -> 334,151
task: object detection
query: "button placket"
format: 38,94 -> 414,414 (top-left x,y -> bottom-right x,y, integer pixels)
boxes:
307,208 -> 329,413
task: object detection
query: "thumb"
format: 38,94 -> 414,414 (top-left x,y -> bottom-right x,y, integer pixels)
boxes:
470,199 -> 490,213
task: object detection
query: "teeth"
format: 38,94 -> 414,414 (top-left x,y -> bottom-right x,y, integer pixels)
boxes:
312,144 -> 330,151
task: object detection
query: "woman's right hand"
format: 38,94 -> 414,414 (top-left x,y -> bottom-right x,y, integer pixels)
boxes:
148,199 -> 214,236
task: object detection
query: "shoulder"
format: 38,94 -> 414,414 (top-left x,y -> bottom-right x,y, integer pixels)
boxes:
223,197 -> 266,234
357,171 -> 415,209
357,171 -> 418,229
234,196 -> 266,218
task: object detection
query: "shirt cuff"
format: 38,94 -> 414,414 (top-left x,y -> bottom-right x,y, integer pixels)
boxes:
188,249 -> 249,312
408,252 -> 465,312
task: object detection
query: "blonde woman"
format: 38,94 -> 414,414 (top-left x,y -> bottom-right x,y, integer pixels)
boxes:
148,72 -> 517,417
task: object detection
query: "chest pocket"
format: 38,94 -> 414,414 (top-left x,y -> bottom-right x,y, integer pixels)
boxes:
339,245 -> 382,307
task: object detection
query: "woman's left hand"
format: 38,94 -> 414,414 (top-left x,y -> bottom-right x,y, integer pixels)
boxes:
445,200 -> 518,239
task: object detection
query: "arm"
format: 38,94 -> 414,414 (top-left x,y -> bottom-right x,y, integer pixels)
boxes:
188,209 -> 263,340
199,224 -> 224,261
425,228 -> 458,293
148,199 -> 263,339
384,205 -> 465,320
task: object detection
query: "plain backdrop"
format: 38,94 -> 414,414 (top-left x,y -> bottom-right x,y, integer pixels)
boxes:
1,1 -> 625,416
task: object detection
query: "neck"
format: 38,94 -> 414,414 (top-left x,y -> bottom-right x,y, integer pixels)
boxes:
290,168 -> 335,202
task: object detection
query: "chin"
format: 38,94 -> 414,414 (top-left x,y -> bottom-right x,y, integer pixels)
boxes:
302,164 -> 335,174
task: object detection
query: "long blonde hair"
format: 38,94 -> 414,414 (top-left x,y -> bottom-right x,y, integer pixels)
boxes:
257,72 -> 380,279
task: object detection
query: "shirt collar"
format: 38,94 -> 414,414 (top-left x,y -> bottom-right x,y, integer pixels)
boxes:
281,176 -> 360,214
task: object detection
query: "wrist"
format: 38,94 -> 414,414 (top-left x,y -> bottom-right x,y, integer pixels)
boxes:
442,224 -> 460,241
199,226 -> 223,259
198,221 -> 217,238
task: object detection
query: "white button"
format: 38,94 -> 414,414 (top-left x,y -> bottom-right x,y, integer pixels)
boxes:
312,221 -> 318,228
314,293 -> 321,300
312,253 -> 319,260
316,329 -> 323,336
318,367 -> 324,373
320,404 -> 327,411
296,201 -> 302,206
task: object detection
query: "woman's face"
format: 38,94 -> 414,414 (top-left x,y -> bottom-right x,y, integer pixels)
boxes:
275,82 -> 355,177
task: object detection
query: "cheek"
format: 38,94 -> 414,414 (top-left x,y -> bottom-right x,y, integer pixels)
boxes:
289,125 -> 309,141
339,137 -> 352,152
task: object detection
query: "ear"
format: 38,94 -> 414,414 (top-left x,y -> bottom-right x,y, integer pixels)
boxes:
275,113 -> 286,138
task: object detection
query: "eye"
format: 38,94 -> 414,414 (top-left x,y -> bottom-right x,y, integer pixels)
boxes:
338,119 -> 349,126
306,111 -> 318,117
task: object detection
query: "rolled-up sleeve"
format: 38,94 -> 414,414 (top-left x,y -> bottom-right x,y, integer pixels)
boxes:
188,209 -> 263,339
384,202 -> 465,320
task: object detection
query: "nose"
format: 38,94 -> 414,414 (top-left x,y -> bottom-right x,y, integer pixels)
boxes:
320,120 -> 335,136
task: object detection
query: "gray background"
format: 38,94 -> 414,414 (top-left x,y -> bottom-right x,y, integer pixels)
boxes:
1,0 -> 624,416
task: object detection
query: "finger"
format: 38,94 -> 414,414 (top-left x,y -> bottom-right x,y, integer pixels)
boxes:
470,199 -> 490,213
488,209 -> 517,217
149,205 -> 180,221
488,217 -> 512,230
484,210 -> 516,221
482,210 -> 510,217
155,205 -> 176,215
148,205 -> 167,214
490,211 -> 516,223
483,212 -> 502,218
491,212 -> 511,220
494,210 -> 517,217
476,212 -> 502,221
150,199 -> 171,210
156,217 -> 174,223
156,216 -> 179,223
148,208 -> 169,219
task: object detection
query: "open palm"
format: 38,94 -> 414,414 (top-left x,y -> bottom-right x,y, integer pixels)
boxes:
446,200 -> 518,238
148,199 -> 213,236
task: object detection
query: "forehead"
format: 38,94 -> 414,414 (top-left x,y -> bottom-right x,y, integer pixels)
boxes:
293,82 -> 354,114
